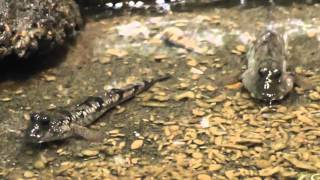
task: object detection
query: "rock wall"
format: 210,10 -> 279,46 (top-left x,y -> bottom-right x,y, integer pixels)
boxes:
0,0 -> 82,59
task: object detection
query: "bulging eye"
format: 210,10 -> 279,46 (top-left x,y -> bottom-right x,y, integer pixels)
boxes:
258,67 -> 269,76
41,120 -> 50,127
30,113 -> 41,122
30,113 -> 50,125
272,68 -> 282,78
40,116 -> 50,127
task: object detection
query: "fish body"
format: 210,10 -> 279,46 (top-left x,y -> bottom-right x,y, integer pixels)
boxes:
241,30 -> 294,102
25,75 -> 170,143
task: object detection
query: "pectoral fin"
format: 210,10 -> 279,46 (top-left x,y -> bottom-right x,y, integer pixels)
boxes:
219,70 -> 243,86
71,124 -> 104,142
294,74 -> 314,90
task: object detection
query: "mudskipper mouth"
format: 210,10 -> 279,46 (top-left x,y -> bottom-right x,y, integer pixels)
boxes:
24,132 -> 43,144
257,76 -> 282,101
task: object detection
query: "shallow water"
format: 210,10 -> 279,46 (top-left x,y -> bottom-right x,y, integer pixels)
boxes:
1,1 -> 320,179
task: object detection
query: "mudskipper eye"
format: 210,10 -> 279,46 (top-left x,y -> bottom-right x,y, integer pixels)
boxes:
41,119 -> 49,125
40,116 -> 50,127
258,67 -> 269,76
30,113 -> 50,126
30,113 -> 41,122
272,68 -> 282,78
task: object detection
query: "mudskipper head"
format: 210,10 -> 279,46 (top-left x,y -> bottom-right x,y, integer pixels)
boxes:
256,59 -> 283,99
25,112 -> 72,143
242,30 -> 294,103
247,58 -> 294,102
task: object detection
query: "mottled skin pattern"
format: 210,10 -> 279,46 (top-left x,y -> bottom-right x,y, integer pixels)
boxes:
25,75 -> 170,143
241,30 -> 294,102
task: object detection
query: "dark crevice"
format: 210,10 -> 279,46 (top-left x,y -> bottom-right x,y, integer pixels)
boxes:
0,45 -> 70,82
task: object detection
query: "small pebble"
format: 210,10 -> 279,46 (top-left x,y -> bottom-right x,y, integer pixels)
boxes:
197,174 -> 211,180
44,75 -> 57,82
34,160 -> 45,169
255,159 -> 272,169
190,67 -> 204,75
15,89 -> 24,95
154,54 -> 167,62
309,91 -> 320,100
192,108 -> 205,117
295,66 -> 304,74
307,30 -> 317,38
225,82 -> 242,90
24,171 -> 35,178
209,164 -> 222,171
179,82 -> 190,89
106,49 -> 128,58
131,140 -> 144,150
99,57 -> 111,64
235,44 -> 246,53
193,139 -> 205,145
231,49 -> 242,55
0,97 -> 12,102
206,85 -> 217,92
187,58 -> 198,67
192,152 -> 204,159
175,91 -> 195,101
48,104 -> 56,110
81,149 -> 99,156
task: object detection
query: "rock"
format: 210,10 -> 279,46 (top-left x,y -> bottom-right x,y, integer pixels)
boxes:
192,152 -> 203,159
187,58 -> 198,67
307,30 -> 317,38
154,54 -> 167,62
193,139 -> 205,145
55,162 -> 74,175
106,49 -> 128,58
115,21 -> 150,39
0,97 -> 12,102
255,159 -> 272,169
231,49 -> 242,55
174,91 -> 195,101
209,164 -> 222,171
43,75 -> 57,82
210,94 -> 227,103
152,95 -> 170,102
192,108 -> 205,117
24,171 -> 35,178
283,154 -> 317,171
34,160 -> 46,169
259,166 -> 280,177
99,57 -> 111,64
81,149 -> 99,156
225,82 -> 242,90
197,174 -> 211,180
205,85 -> 217,92
225,170 -> 236,179
141,102 -> 169,107
235,44 -> 246,53
0,0 -> 82,59
190,67 -> 204,75
131,140 -> 144,150
309,91 -> 320,100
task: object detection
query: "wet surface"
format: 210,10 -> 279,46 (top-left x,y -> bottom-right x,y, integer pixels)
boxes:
1,1 -> 320,179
